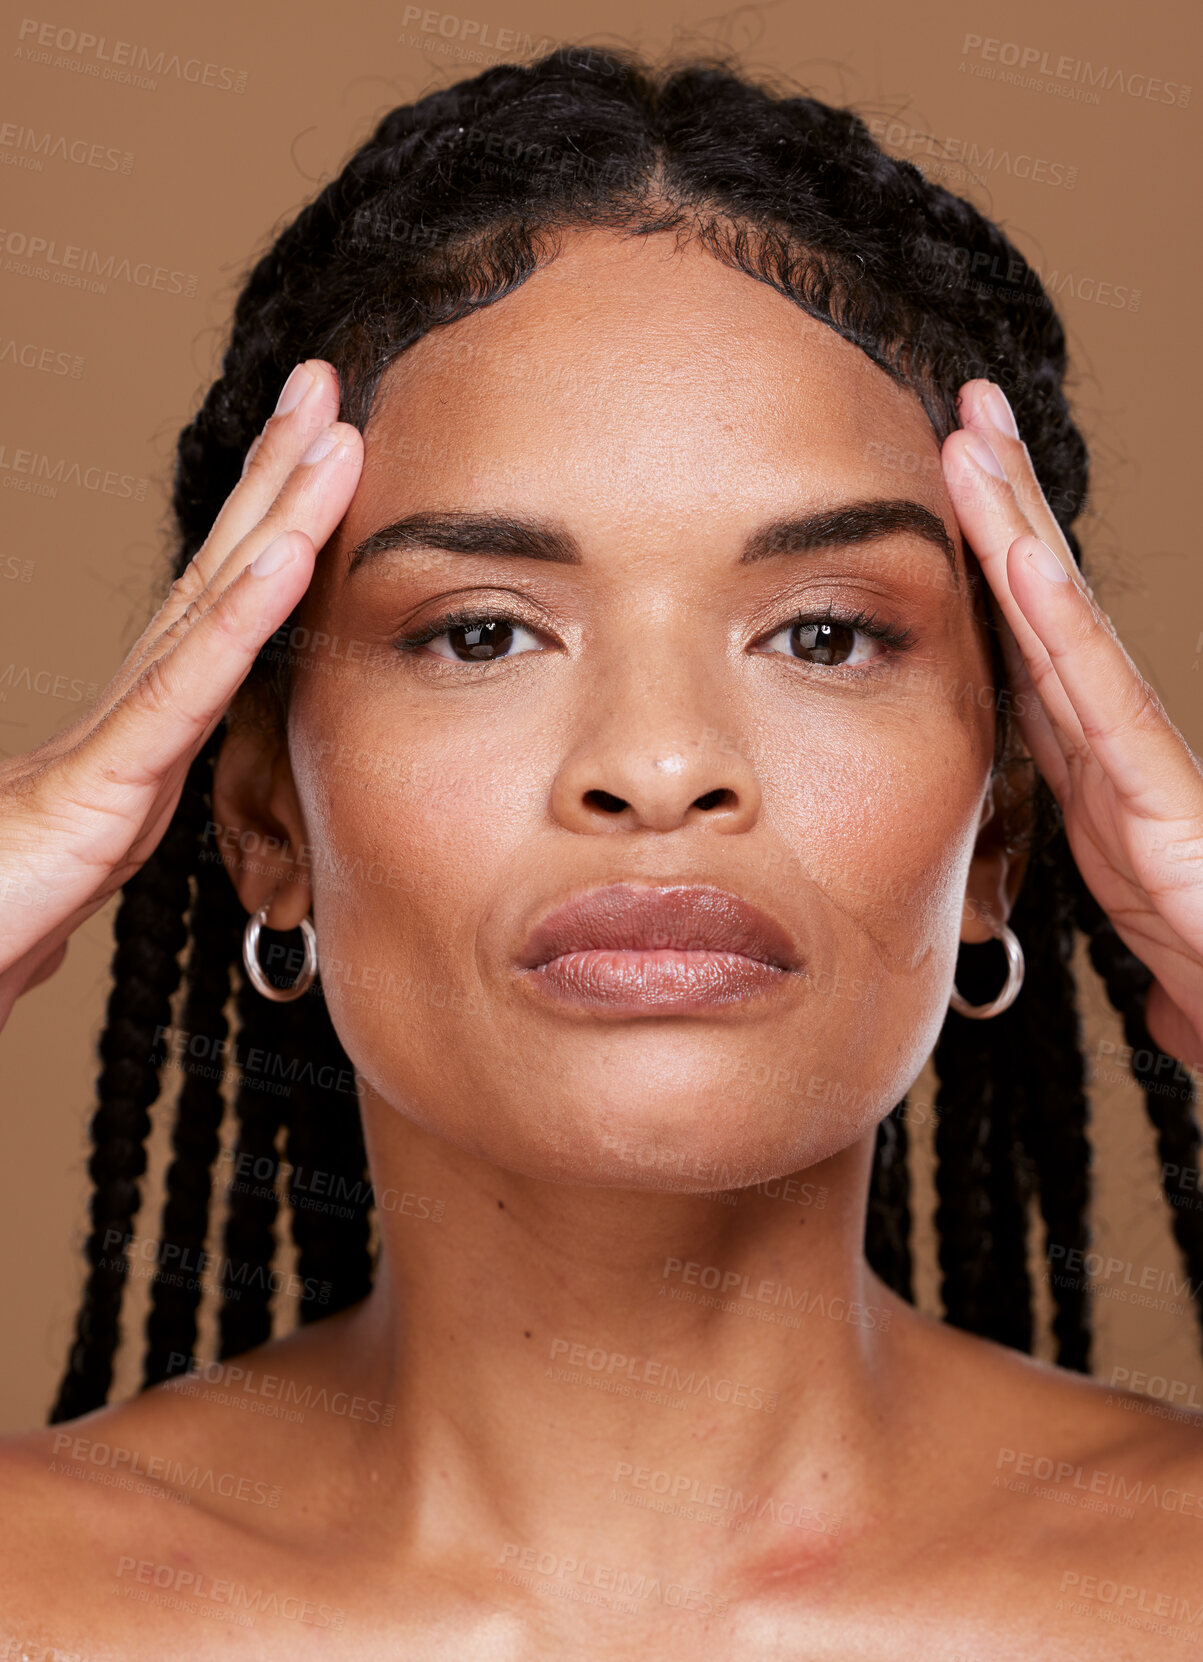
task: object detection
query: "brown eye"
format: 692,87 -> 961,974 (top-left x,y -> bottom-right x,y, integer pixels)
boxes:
447,618 -> 515,660
413,613 -> 545,663
791,620 -> 857,665
759,616 -> 886,668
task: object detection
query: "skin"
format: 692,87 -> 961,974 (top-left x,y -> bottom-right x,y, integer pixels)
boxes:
2,227 -> 1203,1659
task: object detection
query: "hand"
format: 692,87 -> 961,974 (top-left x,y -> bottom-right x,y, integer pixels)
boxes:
0,359 -> 363,1025
941,379 -> 1203,1067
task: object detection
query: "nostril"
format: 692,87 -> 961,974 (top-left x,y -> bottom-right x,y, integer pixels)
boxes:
584,789 -> 629,814
693,788 -> 735,811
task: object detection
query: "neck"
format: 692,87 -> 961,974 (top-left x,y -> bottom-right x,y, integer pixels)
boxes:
325,1090 -> 908,1584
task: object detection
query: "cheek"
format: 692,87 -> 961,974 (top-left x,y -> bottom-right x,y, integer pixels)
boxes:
757,689 -> 990,974
289,687 -> 540,975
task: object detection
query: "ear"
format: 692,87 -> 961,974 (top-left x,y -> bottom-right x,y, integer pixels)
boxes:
210,707 -> 312,931
961,761 -> 1031,944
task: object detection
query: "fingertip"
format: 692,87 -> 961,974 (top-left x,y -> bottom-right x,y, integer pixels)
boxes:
942,427 -> 1008,501
305,360 -> 348,421
301,357 -> 338,395
250,529 -> 307,578
939,425 -> 974,469
955,379 -> 989,424
328,420 -> 365,469
1009,535 -> 1070,586
331,417 -> 362,448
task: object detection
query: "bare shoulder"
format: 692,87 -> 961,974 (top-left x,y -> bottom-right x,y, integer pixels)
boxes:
901,1300 -> 1203,1572
0,1312 -> 367,1653
0,1402 -> 194,1656
0,1306 -> 369,1517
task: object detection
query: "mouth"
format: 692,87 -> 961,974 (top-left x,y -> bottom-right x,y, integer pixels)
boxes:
514,882 -> 803,1015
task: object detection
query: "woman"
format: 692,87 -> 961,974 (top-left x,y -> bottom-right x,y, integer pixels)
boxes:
2,44 -> 1202,1656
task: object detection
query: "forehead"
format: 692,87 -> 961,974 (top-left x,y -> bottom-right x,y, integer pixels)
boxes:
364,227 -> 942,516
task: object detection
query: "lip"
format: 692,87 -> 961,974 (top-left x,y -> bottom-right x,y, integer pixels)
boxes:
515,883 -> 803,1014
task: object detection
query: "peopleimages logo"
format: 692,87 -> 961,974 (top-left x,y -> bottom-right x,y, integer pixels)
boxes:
0,663 -> 99,702
165,1355 -> 397,1426
0,122 -> 133,174
547,1337 -> 778,1412
497,1542 -> 728,1617
611,1460 -> 841,1536
1059,1570 -> 1203,1629
52,1432 -> 281,1507
660,1257 -> 890,1330
1109,1367 -> 1203,1411
0,227 -> 197,296
397,6 -> 553,56
959,33 -> 1191,107
0,440 -> 146,499
0,336 -> 84,376
996,1447 -> 1203,1519
866,117 -> 1077,189
16,19 -> 248,92
99,1226 -> 333,1307
115,1557 -> 344,1628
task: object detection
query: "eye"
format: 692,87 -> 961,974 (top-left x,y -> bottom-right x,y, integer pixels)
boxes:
399,609 -> 545,663
758,609 -> 904,667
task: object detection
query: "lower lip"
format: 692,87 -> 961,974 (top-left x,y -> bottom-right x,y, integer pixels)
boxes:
520,948 -> 792,1013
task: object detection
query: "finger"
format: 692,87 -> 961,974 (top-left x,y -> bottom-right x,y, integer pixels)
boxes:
957,379 -> 1077,558
943,385 -> 1078,791
1007,533 -> 1203,818
0,520 -> 321,974
941,422 -> 1087,752
94,360 -> 339,690
995,611 -> 1071,799
189,359 -> 340,587
87,527 -> 321,789
116,417 -> 363,700
1147,980 -> 1203,1070
203,415 -> 363,594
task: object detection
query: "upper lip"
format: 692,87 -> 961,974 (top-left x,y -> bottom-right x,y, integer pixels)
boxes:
516,883 -> 802,972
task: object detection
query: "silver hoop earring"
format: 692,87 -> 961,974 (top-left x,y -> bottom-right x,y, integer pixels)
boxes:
242,903 -> 318,1002
949,921 -> 1024,1020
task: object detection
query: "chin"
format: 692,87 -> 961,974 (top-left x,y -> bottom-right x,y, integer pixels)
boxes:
422,1071 -> 877,1192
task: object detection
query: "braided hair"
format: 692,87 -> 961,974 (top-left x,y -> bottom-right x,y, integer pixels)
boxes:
50,44 -> 1200,1420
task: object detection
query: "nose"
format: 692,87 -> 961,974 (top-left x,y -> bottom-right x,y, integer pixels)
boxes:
550,706 -> 762,835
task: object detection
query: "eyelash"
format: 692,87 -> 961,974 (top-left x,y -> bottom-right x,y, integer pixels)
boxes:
759,604 -> 916,665
392,603 -> 915,669
394,607 -> 544,662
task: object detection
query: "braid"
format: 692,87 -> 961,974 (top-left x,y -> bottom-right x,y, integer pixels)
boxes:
865,1102 -> 913,1301
1073,878 -> 1203,1346
49,805 -> 197,1421
216,973 -> 288,1359
142,739 -> 245,1386
932,955 -> 1004,1340
278,990 -> 373,1324
982,1016 -> 1034,1354
1014,829 -> 1093,1370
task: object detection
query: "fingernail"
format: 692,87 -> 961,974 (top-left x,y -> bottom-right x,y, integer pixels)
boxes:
299,426 -> 340,466
1025,538 -> 1069,583
250,533 -> 298,578
275,363 -> 315,416
964,433 -> 1007,481
981,383 -> 1019,438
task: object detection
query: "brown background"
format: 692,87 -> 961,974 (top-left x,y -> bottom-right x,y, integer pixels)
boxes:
1,0 -> 1199,1430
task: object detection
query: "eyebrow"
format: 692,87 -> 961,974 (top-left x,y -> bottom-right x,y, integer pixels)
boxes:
345,499 -> 960,582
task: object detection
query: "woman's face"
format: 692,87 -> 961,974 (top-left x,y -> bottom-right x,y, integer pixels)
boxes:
227,227 -> 1006,1187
